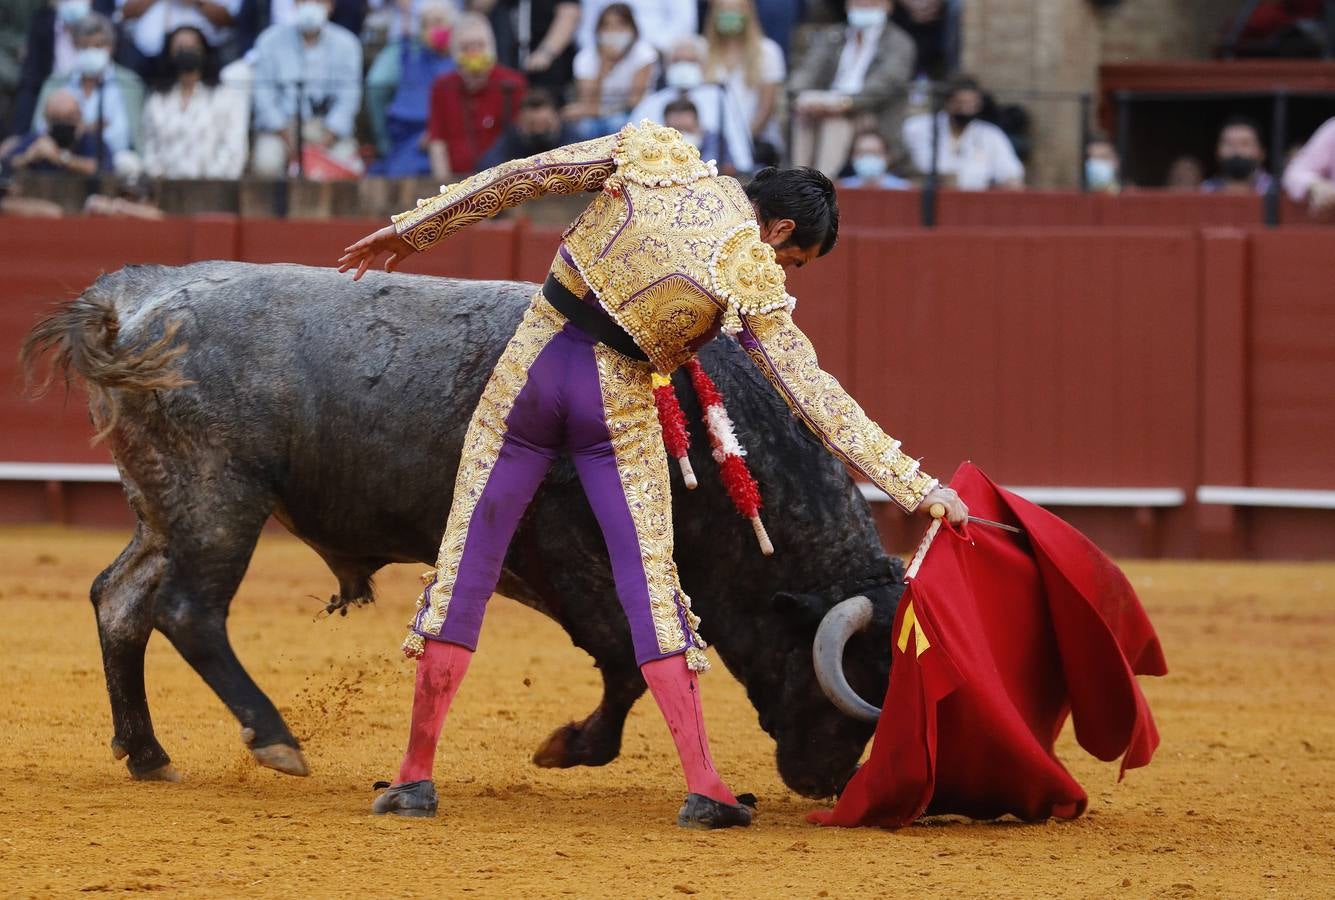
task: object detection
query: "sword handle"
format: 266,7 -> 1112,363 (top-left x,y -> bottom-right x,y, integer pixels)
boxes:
928,502 -> 946,520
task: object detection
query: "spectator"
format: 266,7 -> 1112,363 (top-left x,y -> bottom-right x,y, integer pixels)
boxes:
789,0 -> 915,177
486,0 -> 580,95
1226,0 -> 1326,58
628,34 -> 753,172
576,0 -> 696,54
1165,154 -> 1203,191
564,3 -> 656,141
426,12 -> 525,180
1283,116 -> 1335,221
476,87 -> 577,168
1201,116 -> 1273,195
250,0 -> 362,177
702,0 -> 784,149
901,74 -> 1023,190
233,0 -> 364,60
662,95 -> 733,170
890,0 -> 960,79
1,87 -> 105,176
1084,134 -> 1120,194
116,0 -> 242,72
33,12 -> 144,157
9,0 -> 117,140
839,129 -> 908,189
140,26 -> 247,177
366,0 -> 455,177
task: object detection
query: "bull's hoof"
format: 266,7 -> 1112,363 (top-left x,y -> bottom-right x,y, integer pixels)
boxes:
132,763 -> 183,783
532,721 -> 619,769
372,780 -> 438,817
110,737 -> 128,761
250,742 -> 310,777
676,793 -> 754,830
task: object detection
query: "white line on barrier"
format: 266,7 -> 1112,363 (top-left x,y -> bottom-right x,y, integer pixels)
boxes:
858,483 -> 1187,507
1197,485 -> 1335,510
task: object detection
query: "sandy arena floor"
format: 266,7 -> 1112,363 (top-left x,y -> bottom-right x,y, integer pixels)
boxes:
0,527 -> 1331,898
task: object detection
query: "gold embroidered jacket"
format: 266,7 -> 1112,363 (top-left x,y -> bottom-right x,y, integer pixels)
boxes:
391,121 -> 937,511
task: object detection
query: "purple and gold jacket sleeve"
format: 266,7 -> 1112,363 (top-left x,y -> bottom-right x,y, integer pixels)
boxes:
738,308 -> 938,513
390,135 -> 620,252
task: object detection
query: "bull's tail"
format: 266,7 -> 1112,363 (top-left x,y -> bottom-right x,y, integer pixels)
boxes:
19,293 -> 190,443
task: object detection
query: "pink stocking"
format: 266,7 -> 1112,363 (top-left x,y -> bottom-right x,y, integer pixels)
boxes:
396,640 -> 474,783
640,654 -> 737,805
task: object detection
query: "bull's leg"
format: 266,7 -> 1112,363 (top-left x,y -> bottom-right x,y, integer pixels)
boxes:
533,661 -> 646,768
92,525 -> 174,780
152,522 -> 309,777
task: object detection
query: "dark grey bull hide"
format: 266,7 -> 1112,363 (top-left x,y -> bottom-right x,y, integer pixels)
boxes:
22,261 -> 907,799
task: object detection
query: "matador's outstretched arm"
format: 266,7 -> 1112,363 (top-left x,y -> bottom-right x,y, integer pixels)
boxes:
737,308 -> 938,514
391,134 -> 620,252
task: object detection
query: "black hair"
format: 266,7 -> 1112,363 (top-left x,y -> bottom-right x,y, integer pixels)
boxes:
521,88 -> 558,111
744,167 -> 839,256
944,73 -> 981,101
1219,114 -> 1263,141
851,128 -> 889,153
151,26 -> 219,91
664,97 -> 699,118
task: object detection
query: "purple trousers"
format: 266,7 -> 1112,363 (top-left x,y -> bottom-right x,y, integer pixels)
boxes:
406,293 -> 708,671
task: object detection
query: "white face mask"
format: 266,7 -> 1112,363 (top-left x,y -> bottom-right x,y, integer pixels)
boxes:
76,46 -> 111,77
1085,157 -> 1116,190
851,154 -> 888,180
846,7 -> 887,30
57,0 -> 91,26
665,61 -> 703,90
294,1 -> 329,34
598,31 -> 634,54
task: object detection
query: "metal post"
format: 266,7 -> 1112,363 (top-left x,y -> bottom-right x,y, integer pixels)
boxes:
294,79 -> 305,180
1264,91 -> 1288,226
1114,90 -> 1131,187
921,82 -> 939,228
1078,92 -> 1092,192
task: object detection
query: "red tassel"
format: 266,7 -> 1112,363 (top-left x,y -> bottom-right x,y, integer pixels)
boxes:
653,382 -> 690,459
718,454 -> 762,518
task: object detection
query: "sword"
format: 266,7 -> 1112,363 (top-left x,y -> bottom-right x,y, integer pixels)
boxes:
928,503 -> 1023,535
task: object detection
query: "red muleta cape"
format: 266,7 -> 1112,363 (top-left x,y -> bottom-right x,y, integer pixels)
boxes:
809,463 -> 1167,828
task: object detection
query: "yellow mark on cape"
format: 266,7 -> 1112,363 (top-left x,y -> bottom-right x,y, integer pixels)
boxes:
896,600 -> 930,658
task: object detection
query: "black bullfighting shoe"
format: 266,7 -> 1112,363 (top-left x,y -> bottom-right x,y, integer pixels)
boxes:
371,779 -> 439,817
676,792 -> 756,830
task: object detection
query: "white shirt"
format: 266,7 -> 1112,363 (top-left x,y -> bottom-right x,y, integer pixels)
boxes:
629,84 -> 754,172
141,81 -> 249,178
117,0 -> 244,58
902,112 -> 1025,190
710,36 -> 784,139
830,23 -> 881,95
572,38 -> 659,116
577,0 -> 696,53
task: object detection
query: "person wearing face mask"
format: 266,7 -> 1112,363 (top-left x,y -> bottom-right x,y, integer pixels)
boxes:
2,86 -> 104,175
250,0 -> 362,177
901,74 -> 1023,190
628,34 -> 753,173
140,26 -> 246,177
1201,116 -> 1274,196
839,129 -> 908,189
475,88 -> 579,168
32,12 -> 144,157
565,3 -> 658,141
576,0 -> 696,54
702,0 -> 784,150
117,0 -> 242,72
366,0 -> 456,177
7,0 -> 117,143
1083,136 -> 1120,195
789,0 -> 916,177
424,12 -> 526,180
232,0 -> 364,61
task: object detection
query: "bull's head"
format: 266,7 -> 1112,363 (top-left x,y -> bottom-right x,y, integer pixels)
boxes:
755,579 -> 900,798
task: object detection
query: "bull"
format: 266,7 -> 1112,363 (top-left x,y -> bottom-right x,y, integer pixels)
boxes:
22,261 -> 901,799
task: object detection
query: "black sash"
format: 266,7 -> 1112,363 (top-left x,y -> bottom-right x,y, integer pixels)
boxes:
542,273 -> 649,362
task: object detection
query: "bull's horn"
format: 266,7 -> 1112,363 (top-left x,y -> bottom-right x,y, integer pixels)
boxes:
812,595 -> 882,722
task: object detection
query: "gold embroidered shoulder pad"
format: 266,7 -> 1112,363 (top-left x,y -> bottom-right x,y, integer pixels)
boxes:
710,222 -> 794,333
611,120 -> 718,189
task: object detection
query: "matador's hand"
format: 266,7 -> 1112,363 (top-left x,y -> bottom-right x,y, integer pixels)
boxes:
337,224 -> 417,281
920,485 -> 968,526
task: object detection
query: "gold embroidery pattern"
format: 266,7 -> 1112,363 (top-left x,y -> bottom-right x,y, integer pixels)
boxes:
710,222 -> 792,330
611,120 -> 716,188
591,343 -> 710,672
392,135 -> 619,252
550,251 -> 589,297
403,294 -> 567,657
741,308 -> 938,513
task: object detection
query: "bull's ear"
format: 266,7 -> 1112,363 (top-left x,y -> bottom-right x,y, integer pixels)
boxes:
770,591 -> 827,630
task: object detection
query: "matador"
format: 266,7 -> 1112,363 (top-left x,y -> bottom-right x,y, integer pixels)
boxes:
338,121 -> 967,828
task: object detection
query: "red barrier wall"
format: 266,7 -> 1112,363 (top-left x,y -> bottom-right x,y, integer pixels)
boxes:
2,213 -> 1333,558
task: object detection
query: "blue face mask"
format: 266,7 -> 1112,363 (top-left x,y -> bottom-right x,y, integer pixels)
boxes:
1085,157 -> 1116,190
846,7 -> 887,30
852,154 -> 888,181
57,0 -> 91,26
